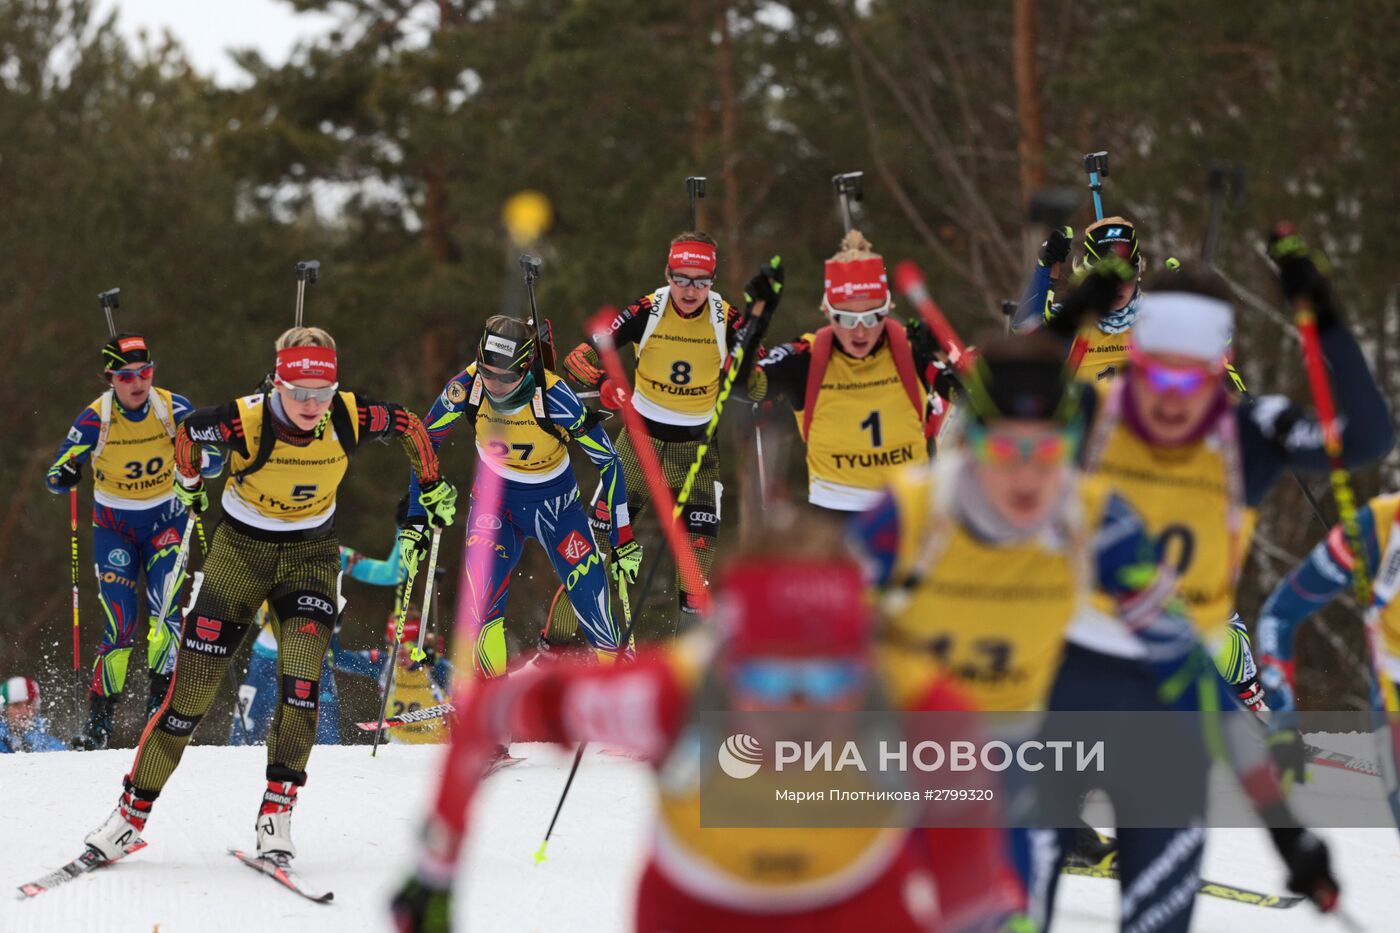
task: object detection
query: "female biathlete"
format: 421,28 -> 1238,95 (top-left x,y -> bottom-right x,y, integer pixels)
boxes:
401,316 -> 641,681
45,332 -> 224,747
80,325 -> 456,866
741,230 -> 951,513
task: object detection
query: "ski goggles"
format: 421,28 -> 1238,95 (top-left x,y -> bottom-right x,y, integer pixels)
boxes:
731,659 -> 866,704
824,294 -> 892,330
1130,349 -> 1218,396
668,271 -> 714,289
274,377 -> 339,403
107,362 -> 155,383
966,423 -> 1076,468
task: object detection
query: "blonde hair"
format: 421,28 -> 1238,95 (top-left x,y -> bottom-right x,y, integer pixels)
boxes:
275,326 -> 336,351
827,229 -> 881,263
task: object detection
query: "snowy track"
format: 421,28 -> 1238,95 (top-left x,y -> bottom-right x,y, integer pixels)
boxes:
2,743 -> 1397,931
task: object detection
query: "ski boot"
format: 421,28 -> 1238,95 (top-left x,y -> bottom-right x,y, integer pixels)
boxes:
256,779 -> 300,860
146,671 -> 172,721
71,693 -> 117,751
84,786 -> 154,861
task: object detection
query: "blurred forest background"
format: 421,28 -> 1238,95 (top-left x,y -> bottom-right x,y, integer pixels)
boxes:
2,0 -> 1397,742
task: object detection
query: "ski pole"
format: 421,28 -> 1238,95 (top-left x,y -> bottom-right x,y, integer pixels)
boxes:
1278,226 -> 1400,835
1082,151 -> 1109,221
686,176 -> 707,230
152,513 -> 198,652
591,310 -> 711,609
293,260 -> 320,327
374,526 -> 443,755
410,530 -> 444,663
70,488 -> 82,690
369,642 -> 400,758
534,549 -> 636,866
533,740 -> 586,865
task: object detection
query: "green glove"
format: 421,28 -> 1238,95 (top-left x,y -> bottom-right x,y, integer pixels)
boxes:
173,478 -> 209,514
418,479 -> 458,528
389,874 -> 452,933
398,523 -> 430,582
611,539 -> 643,586
1268,724 -> 1309,794
743,255 -> 785,315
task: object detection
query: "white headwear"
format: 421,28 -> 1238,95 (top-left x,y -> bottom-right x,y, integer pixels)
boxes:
1132,291 -> 1234,362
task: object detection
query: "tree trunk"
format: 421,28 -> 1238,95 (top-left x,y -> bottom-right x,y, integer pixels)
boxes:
1013,0 -> 1045,210
714,0 -> 745,298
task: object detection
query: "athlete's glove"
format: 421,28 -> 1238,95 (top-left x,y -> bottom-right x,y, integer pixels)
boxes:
1046,254 -> 1135,339
1268,222 -> 1340,332
598,378 -> 626,410
1038,225 -> 1073,267
389,874 -> 452,933
563,343 -> 604,388
611,538 -> 643,586
46,458 -> 83,491
1267,719 -> 1309,793
930,358 -> 962,401
398,522 -> 430,581
173,477 -> 209,514
906,317 -> 939,363
418,479 -> 458,528
1269,827 -> 1339,912
743,255 -> 785,316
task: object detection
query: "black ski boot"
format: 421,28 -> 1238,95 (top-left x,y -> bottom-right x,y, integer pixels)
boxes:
71,693 -> 117,750
146,671 -> 172,720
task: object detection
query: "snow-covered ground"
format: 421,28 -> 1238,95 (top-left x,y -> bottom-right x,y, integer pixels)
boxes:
2,741 -> 1397,932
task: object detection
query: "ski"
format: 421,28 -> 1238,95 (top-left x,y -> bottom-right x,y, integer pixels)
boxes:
17,843 -> 146,898
486,754 -> 525,776
355,701 -> 455,731
1305,743 -> 1381,778
1062,862 -> 1304,909
228,848 -> 333,904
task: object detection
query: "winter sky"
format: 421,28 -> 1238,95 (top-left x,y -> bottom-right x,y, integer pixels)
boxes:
94,0 -> 341,86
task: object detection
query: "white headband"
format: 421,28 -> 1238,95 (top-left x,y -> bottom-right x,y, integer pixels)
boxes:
1133,291 -> 1234,362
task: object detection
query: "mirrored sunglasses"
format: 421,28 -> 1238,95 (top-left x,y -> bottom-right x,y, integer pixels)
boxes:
1131,351 -> 1215,396
668,272 -> 714,289
731,659 -> 866,703
108,363 -> 155,384
825,294 -> 893,329
275,378 -> 339,403
967,426 -> 1074,468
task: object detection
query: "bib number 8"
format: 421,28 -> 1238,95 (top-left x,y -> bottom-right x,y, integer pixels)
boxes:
670,360 -> 692,385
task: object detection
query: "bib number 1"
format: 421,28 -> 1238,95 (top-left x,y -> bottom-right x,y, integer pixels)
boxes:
859,410 -> 883,448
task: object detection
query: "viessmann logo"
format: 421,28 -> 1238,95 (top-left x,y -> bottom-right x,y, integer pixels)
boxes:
718,733 -> 764,779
